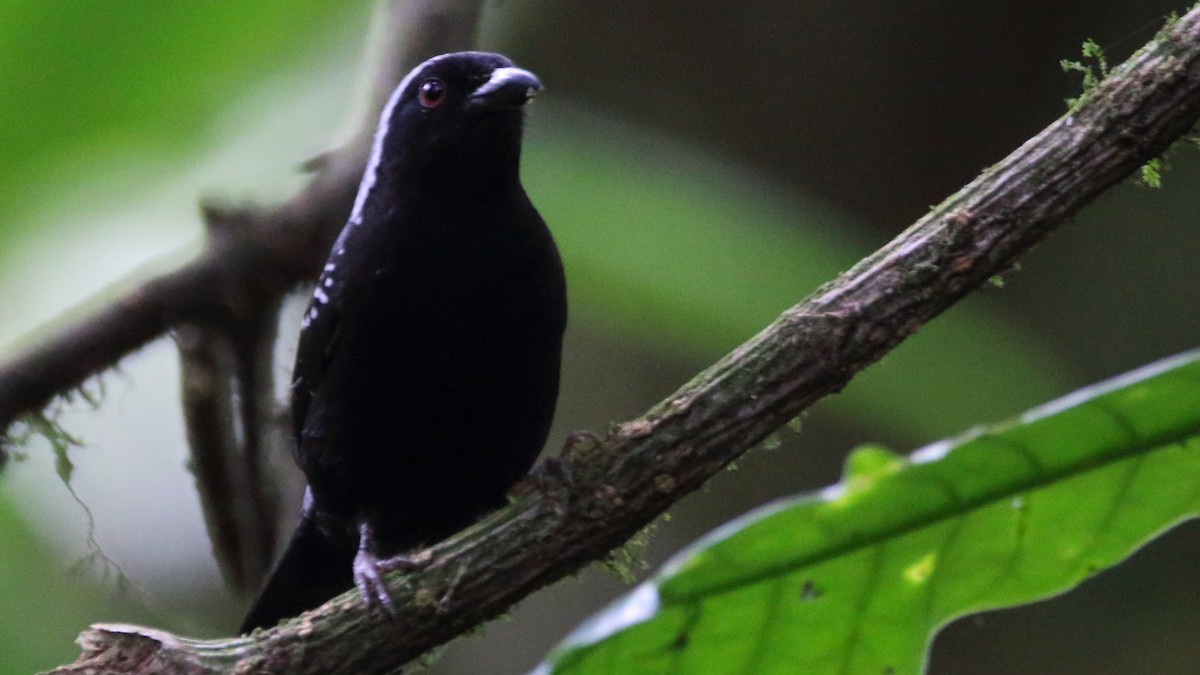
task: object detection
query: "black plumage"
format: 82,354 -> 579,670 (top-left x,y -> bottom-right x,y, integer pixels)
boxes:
240,52 -> 566,633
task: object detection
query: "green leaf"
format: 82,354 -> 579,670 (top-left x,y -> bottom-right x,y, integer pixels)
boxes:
537,350 -> 1200,675
1141,157 -> 1164,188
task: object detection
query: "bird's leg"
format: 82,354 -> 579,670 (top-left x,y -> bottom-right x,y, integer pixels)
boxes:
353,521 -> 396,617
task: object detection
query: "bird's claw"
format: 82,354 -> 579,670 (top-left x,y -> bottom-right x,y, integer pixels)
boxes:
379,552 -> 424,574
353,547 -> 396,617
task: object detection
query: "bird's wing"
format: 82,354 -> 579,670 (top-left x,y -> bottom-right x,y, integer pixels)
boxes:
290,226 -> 359,443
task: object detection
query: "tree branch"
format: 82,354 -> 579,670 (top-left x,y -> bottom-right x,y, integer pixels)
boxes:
176,316 -> 282,593
43,7 -> 1200,674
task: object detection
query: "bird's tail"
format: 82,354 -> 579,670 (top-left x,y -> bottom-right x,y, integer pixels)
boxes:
239,513 -> 355,633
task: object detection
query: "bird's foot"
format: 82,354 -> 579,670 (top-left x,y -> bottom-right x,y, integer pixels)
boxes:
353,519 -> 431,618
353,547 -> 396,617
379,551 -> 425,574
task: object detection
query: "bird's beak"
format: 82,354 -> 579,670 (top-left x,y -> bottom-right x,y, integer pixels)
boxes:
466,66 -> 543,110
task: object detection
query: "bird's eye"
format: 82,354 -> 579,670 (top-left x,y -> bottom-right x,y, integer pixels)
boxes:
418,78 -> 446,108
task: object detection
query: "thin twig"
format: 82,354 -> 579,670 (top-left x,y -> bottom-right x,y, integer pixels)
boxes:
228,304 -> 285,588
177,326 -> 253,590
176,314 -> 281,593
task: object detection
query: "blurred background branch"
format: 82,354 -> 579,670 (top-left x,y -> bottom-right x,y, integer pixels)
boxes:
0,0 -> 485,593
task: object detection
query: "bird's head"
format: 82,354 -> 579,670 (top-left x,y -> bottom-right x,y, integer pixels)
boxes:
366,51 -> 542,185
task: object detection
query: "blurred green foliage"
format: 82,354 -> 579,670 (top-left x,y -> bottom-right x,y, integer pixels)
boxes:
0,1 -> 362,246
0,486 -> 110,672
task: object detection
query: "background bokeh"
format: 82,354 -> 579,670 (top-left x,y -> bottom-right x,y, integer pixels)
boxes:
1,1 -> 1198,673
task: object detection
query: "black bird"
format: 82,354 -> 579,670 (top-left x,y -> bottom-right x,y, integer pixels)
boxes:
240,52 -> 566,633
